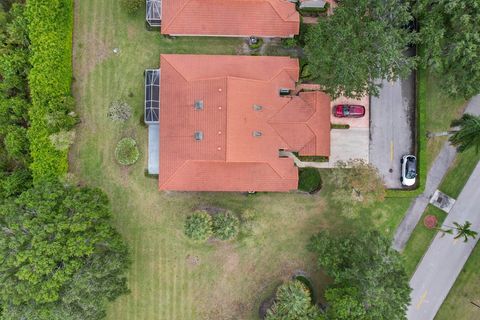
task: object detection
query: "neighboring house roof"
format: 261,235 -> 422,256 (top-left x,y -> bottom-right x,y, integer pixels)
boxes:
161,0 -> 300,37
159,54 -> 331,192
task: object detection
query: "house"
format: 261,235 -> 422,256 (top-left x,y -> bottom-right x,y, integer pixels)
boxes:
145,55 -> 332,192
146,0 -> 300,38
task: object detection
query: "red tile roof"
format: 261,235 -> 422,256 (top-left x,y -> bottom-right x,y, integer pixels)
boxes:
161,0 -> 300,37
159,54 -> 331,192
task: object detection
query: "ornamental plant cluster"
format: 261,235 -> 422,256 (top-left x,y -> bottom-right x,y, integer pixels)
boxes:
115,137 -> 140,166
184,210 -> 240,242
26,0 -> 77,182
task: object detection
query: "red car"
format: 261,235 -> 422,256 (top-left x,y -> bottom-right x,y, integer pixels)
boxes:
334,105 -> 365,118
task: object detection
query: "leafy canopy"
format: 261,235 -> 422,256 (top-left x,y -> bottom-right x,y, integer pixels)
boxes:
308,231 -> 411,319
449,114 -> 480,153
0,182 -> 129,319
304,0 -> 416,98
416,0 -> 480,98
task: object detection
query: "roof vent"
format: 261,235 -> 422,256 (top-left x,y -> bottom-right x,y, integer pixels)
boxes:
279,88 -> 291,96
252,131 -> 263,137
194,131 -> 204,141
194,100 -> 204,110
253,104 -> 263,111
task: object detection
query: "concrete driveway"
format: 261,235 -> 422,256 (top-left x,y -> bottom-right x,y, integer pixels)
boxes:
369,71 -> 415,189
330,128 -> 369,164
407,161 -> 480,320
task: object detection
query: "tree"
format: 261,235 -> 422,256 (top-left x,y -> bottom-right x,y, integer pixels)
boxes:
308,231 -> 411,319
449,114 -> 480,153
416,0 -> 480,98
439,221 -> 478,242
184,211 -> 213,241
324,287 -> 367,320
212,211 -> 240,240
266,280 -> 321,320
0,182 -> 129,319
304,0 -> 416,98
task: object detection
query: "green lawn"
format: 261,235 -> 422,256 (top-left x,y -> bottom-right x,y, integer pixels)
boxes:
402,206 -> 447,275
402,150 -> 480,276
425,73 -> 466,169
436,244 -> 480,320
70,1 -> 413,319
439,148 -> 480,198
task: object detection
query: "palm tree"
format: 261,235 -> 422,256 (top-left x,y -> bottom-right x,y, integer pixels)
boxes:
439,221 -> 478,242
449,114 -> 480,153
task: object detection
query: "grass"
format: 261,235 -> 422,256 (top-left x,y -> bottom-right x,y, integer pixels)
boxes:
435,244 -> 480,320
70,2 -> 415,318
425,73 -> 467,169
70,2 -> 405,319
401,149 -> 480,276
439,148 -> 480,198
402,205 -> 447,275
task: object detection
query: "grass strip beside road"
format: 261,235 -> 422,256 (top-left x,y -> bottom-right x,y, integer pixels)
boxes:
402,205 -> 447,276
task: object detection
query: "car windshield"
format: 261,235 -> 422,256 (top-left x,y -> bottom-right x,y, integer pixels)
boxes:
406,158 -> 417,179
343,106 -> 349,115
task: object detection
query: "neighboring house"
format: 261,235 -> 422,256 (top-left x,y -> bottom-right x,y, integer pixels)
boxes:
145,54 -> 332,192
146,0 -> 300,38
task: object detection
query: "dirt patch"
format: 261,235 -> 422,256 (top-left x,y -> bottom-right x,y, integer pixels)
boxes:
185,254 -> 200,267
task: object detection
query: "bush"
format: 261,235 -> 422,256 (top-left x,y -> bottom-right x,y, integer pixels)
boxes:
266,280 -> 320,320
26,0 -> 75,182
49,130 -> 76,151
121,0 -> 143,14
4,126 -> 29,160
212,212 -> 240,240
107,100 -> 132,122
184,211 -> 213,241
115,138 -> 140,166
298,168 -> 322,193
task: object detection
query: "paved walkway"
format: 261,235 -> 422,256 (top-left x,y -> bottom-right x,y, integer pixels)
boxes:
393,95 -> 480,251
407,161 -> 480,320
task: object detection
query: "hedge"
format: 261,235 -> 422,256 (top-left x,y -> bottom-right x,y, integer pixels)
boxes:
26,0 -> 74,182
386,66 -> 427,198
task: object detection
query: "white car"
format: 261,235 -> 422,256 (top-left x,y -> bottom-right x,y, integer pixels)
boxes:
401,155 -> 417,187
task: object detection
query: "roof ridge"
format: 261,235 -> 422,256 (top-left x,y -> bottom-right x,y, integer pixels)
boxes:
161,55 -> 190,82
266,0 -> 298,22
163,0 -> 192,31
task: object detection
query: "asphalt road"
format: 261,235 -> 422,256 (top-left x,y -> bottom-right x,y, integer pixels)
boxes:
369,73 -> 415,189
407,161 -> 480,320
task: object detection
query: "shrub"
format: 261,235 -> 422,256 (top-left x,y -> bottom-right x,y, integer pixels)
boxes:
298,168 -> 322,193
4,126 -> 29,159
115,138 -> 140,166
49,130 -> 76,151
121,0 -> 143,14
26,0 -> 75,182
212,212 -> 240,240
266,280 -> 320,320
184,211 -> 213,241
107,100 -> 132,122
